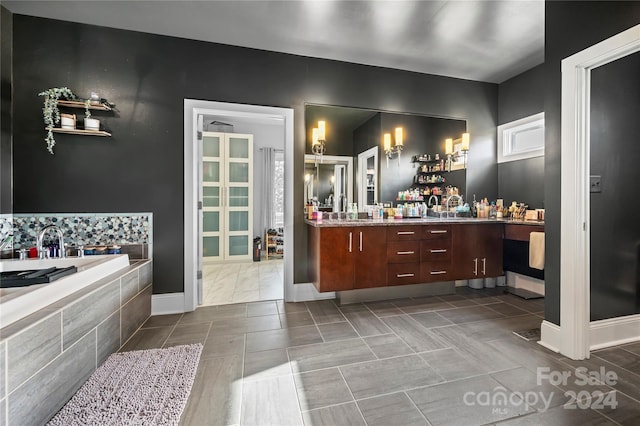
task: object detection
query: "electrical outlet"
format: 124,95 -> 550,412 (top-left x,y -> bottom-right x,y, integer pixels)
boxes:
590,175 -> 602,193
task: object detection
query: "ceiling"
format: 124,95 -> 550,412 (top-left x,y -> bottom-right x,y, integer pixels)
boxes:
3,0 -> 545,83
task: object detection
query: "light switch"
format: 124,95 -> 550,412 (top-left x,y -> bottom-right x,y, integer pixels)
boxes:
590,175 -> 602,193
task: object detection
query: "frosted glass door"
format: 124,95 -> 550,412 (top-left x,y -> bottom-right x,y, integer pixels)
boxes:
202,132 -> 224,260
225,135 -> 253,259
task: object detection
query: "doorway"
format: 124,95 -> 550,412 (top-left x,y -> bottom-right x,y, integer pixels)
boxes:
184,100 -> 295,312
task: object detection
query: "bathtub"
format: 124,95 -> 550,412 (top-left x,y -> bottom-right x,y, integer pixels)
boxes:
0,254 -> 130,328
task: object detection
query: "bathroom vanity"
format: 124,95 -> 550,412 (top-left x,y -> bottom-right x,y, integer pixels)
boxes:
307,218 -> 539,293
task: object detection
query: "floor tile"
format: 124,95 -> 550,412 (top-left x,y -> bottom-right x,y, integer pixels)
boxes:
382,315 -> 450,352
455,314 -> 543,342
201,333 -> 245,359
557,355 -> 640,400
280,311 -> 315,328
247,300 -> 279,317
393,296 -> 453,314
342,309 -> 392,337
305,300 -> 345,324
594,390 -> 640,425
490,366 -> 570,411
363,301 -> 404,317
208,314 -> 282,336
141,313 -> 183,328
407,374 -> 533,426
317,322 -> 359,342
164,322 -> 211,346
277,301 -> 309,314
294,368 -> 353,410
409,311 -> 453,329
120,326 -> 172,352
495,404 -> 613,425
180,355 -> 243,426
246,325 -> 323,353
436,305 -> 505,324
302,402 -> 365,426
243,348 -> 292,381
419,347 -> 485,382
622,342 -> 640,356
484,302 -> 530,317
179,304 -> 246,325
593,347 -> 640,373
363,334 -> 415,359
241,375 -> 303,426
357,392 -> 429,426
288,338 -> 376,373
341,354 -> 443,399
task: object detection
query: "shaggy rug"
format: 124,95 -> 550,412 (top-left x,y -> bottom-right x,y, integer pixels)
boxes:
48,343 -> 203,426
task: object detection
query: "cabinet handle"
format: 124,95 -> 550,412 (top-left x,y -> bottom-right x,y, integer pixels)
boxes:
430,249 -> 447,253
397,251 -> 415,255
349,232 -> 352,253
359,232 -> 363,252
430,230 -> 448,234
396,273 -> 415,278
430,270 -> 447,275
397,231 -> 415,235
473,258 -> 478,275
482,258 -> 486,275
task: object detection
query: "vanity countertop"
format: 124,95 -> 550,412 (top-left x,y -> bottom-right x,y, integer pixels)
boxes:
305,217 -> 544,228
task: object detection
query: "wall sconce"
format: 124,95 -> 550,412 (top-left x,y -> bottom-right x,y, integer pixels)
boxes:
312,120 -> 326,163
445,132 -> 470,171
384,127 -> 404,167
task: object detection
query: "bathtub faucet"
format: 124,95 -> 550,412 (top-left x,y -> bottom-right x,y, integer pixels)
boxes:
36,224 -> 66,259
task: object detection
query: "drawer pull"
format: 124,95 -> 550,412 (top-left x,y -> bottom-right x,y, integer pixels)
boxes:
430,230 -> 448,234
396,273 -> 415,278
397,251 -> 415,255
397,231 -> 415,235
430,249 -> 447,253
430,270 -> 447,275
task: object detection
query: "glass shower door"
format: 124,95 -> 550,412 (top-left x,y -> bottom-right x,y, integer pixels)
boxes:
225,135 -> 253,259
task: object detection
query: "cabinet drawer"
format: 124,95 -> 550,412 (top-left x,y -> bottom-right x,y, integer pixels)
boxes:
421,262 -> 452,282
387,241 -> 421,263
423,225 -> 451,240
421,239 -> 452,262
388,262 -> 421,285
387,226 -> 421,241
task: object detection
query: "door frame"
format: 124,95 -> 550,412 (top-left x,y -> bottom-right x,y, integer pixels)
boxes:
357,146 -> 378,208
184,99 -> 294,312
540,24 -> 640,359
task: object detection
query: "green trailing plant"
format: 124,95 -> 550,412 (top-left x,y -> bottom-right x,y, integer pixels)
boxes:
84,99 -> 91,119
38,87 -> 76,154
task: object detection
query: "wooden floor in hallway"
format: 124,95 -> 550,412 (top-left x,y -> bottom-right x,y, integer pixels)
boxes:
124,287 -> 640,426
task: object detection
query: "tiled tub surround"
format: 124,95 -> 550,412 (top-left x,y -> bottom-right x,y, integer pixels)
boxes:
0,259 -> 152,426
11,212 -> 152,255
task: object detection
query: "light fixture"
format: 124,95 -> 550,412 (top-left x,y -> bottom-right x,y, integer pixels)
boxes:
311,120 -> 326,163
461,132 -> 470,152
444,133 -> 470,171
384,127 -> 404,167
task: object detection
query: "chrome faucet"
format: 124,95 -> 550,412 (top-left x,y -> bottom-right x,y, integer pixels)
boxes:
36,224 -> 66,259
446,194 -> 464,217
427,195 -> 439,209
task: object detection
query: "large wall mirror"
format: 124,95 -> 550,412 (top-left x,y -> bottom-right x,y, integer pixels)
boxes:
305,104 -> 468,211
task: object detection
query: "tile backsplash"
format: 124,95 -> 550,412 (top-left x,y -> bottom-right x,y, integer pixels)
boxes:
9,213 -> 152,256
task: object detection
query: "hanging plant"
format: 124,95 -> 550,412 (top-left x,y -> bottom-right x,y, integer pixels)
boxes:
38,87 -> 76,154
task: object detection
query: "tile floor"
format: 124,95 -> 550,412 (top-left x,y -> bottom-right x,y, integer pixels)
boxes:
202,257 -> 283,306
124,287 -> 640,426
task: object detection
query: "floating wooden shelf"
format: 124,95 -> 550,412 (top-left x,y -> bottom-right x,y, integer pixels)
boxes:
57,99 -> 113,111
48,127 -> 112,137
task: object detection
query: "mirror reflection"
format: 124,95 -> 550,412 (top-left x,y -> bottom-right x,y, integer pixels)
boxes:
304,155 -> 353,212
305,104 -> 468,212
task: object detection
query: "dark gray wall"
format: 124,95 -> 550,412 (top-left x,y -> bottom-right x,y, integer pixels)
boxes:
590,51 -> 640,321
497,64 -> 544,209
1,6 -> 12,215
11,14 -> 498,294
545,0 -> 640,325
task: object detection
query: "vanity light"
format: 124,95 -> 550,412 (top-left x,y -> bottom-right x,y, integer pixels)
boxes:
312,120 -> 326,163
384,127 -> 404,168
461,132 -> 470,152
444,133 -> 470,171
445,138 -> 453,155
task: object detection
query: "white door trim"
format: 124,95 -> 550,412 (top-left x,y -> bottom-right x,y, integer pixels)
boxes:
553,24 -> 640,359
184,99 -> 294,312
357,146 -> 378,208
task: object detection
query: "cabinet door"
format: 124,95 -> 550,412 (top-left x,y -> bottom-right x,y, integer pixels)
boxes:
318,227 -> 355,292
451,224 -> 483,279
354,227 -> 387,289
477,224 -> 504,277
225,134 -> 253,260
202,132 -> 224,260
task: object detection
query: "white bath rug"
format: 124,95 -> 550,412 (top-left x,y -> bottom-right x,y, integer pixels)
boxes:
47,343 -> 203,426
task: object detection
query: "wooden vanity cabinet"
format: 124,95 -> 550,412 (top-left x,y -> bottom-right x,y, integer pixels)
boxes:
452,224 -> 503,279
308,226 -> 387,292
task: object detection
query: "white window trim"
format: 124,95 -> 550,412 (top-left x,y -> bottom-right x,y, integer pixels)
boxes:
497,112 -> 545,163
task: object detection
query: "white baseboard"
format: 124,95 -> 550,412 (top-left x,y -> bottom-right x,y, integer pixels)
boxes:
506,271 -> 544,296
151,293 -> 185,315
538,320 -> 561,353
292,283 -> 335,302
590,314 -> 640,351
